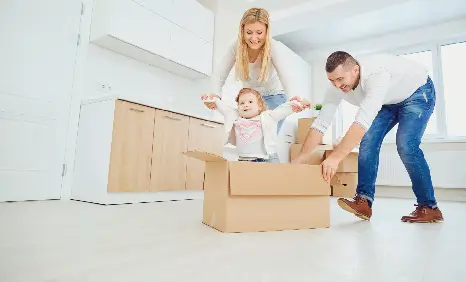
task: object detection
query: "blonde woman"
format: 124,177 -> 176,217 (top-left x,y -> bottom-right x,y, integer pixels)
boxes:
203,7 -> 308,132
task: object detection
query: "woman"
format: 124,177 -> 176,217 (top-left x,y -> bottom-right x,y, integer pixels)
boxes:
204,7 -> 308,132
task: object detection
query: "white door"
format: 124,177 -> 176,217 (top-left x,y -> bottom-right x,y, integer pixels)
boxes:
0,0 -> 82,201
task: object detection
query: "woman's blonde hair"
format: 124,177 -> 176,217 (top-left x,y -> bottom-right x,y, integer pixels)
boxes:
235,8 -> 271,83
235,88 -> 266,113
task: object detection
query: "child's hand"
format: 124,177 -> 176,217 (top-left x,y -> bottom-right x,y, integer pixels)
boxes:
291,100 -> 304,113
290,96 -> 311,109
201,94 -> 220,110
300,98 -> 311,109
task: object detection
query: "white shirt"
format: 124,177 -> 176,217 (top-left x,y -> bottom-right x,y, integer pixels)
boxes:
211,38 -> 307,99
312,53 -> 429,133
212,97 -> 296,156
233,117 -> 268,159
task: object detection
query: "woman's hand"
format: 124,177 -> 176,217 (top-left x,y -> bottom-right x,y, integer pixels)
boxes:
201,94 -> 220,110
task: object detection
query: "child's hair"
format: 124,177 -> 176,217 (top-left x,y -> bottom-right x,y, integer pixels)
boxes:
235,88 -> 266,113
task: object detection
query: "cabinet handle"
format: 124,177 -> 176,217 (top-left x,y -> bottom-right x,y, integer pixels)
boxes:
201,123 -> 216,128
129,107 -> 144,112
165,115 -> 182,121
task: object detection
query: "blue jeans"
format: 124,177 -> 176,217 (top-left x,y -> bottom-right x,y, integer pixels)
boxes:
262,93 -> 287,134
357,77 -> 437,208
239,153 -> 280,163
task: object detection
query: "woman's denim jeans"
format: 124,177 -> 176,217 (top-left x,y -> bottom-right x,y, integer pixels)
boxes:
239,153 -> 279,163
357,77 -> 438,208
262,92 -> 287,134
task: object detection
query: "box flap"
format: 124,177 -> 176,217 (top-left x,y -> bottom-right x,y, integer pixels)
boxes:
182,151 -> 226,162
331,173 -> 357,186
228,162 -> 329,196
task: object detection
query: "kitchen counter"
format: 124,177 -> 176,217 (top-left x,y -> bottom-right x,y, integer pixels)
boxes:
81,94 -> 224,124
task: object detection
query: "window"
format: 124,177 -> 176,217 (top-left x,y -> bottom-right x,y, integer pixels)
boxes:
441,42 -> 466,137
335,40 -> 466,142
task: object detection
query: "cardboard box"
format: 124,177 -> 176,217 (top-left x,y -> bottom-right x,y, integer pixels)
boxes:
331,173 -> 357,197
183,151 -> 331,233
290,144 -> 325,165
290,143 -> 358,172
324,150 -> 358,172
297,118 -> 316,144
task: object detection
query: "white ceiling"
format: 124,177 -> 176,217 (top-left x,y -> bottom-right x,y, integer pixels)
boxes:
242,0 -> 316,12
274,0 -> 466,53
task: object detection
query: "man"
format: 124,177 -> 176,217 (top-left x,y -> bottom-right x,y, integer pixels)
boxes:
292,51 -> 443,223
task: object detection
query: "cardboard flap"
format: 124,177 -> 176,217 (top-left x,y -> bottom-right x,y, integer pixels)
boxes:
182,151 -> 226,162
331,173 -> 358,186
228,162 -> 330,196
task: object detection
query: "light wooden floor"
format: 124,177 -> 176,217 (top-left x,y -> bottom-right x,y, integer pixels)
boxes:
1,198 -> 465,282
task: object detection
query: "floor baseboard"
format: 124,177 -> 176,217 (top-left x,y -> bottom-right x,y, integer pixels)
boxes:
375,186 -> 466,202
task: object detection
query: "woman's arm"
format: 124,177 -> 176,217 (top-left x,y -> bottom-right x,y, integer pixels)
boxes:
209,41 -> 237,98
270,39 -> 311,100
203,41 -> 237,110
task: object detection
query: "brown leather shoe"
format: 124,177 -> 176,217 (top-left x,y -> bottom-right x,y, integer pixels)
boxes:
337,195 -> 372,220
401,205 -> 444,223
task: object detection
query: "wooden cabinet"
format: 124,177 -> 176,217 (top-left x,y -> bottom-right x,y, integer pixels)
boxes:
108,101 -> 156,192
186,118 -> 224,190
150,110 -> 189,191
104,100 -> 223,193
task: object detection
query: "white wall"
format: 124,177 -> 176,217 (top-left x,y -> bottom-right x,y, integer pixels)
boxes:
304,18 -> 466,104
61,0 -> 218,199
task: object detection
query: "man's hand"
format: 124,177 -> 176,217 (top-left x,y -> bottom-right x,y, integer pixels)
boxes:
201,94 -> 220,110
322,156 -> 340,183
290,155 -> 308,165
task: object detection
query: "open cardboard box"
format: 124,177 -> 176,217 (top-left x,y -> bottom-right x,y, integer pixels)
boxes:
183,151 -> 331,233
297,117 -> 317,144
290,144 -> 325,165
330,172 -> 357,197
325,149 -> 358,173
290,144 -> 358,173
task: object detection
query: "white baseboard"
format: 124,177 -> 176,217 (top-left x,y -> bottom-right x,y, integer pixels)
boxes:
375,186 -> 466,202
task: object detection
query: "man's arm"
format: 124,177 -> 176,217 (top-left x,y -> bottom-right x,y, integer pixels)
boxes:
322,71 -> 391,182
328,71 -> 391,162
291,88 -> 343,164
291,128 -> 324,163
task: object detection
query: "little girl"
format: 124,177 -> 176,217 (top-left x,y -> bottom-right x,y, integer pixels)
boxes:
202,88 -> 311,163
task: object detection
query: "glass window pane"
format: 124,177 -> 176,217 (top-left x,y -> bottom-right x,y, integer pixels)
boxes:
441,42 -> 466,137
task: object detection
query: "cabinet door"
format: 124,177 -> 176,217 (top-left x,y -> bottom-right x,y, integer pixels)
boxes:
169,24 -> 213,75
108,100 -> 155,192
186,118 -> 223,190
172,0 -> 214,42
150,110 -> 189,191
112,0 -> 171,58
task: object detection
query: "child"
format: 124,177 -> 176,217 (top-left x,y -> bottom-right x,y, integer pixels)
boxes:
201,88 -> 311,163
